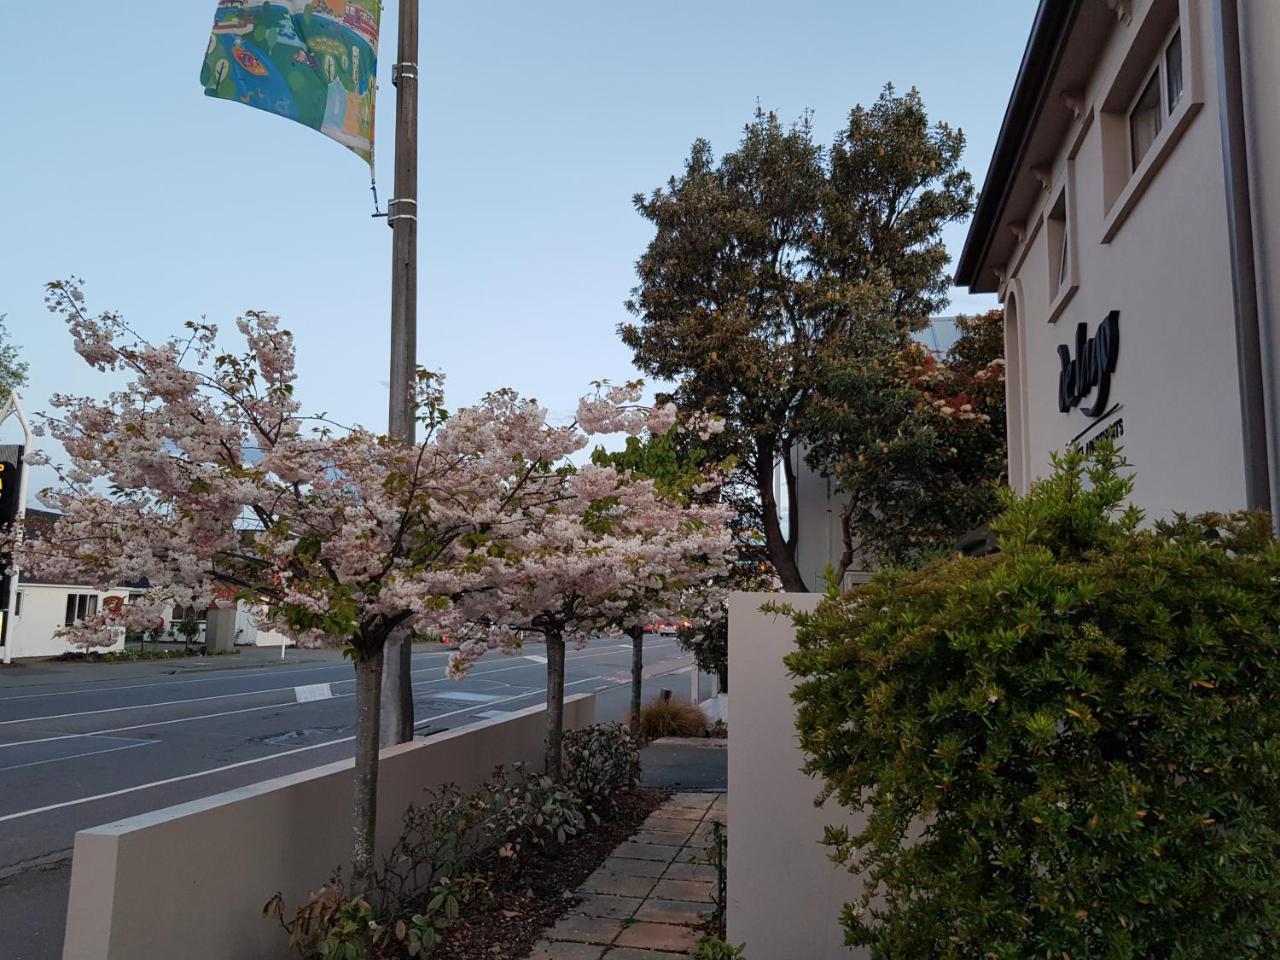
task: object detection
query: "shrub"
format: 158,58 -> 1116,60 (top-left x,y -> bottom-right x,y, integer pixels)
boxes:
486,764 -> 586,851
695,938 -> 746,959
562,723 -> 640,814
636,695 -> 708,740
787,444 -> 1280,959
269,756 -> 615,958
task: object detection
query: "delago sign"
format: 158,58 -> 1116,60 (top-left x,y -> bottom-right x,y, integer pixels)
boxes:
1058,310 -> 1120,418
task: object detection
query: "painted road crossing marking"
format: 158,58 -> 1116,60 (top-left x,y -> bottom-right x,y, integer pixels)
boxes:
294,684 -> 333,703
433,691 -> 499,703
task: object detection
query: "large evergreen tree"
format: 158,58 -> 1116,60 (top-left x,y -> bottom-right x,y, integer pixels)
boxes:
621,85 -> 973,590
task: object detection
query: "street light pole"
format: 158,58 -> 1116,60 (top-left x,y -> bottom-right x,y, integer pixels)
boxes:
381,0 -> 419,747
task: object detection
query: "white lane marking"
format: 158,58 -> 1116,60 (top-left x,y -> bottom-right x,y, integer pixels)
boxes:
431,691 -> 498,703
294,684 -> 333,703
0,644 -> 688,749
411,676 -> 603,729
0,642 -> 633,705
524,655 -> 548,663
0,642 -> 664,725
0,678 -> 603,825
0,650 -> 459,703
0,739 -> 157,774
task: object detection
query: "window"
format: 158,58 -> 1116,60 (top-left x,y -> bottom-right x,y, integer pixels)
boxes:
1049,191 -> 1070,294
13,591 -> 21,617
64,593 -> 99,627
1045,174 -> 1078,321
1129,71 -> 1163,169
1129,23 -> 1184,170
1166,29 -> 1184,106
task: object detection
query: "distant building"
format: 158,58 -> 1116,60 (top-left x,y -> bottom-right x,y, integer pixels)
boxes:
956,0 -> 1280,519
784,317 -> 961,591
5,509 -> 289,659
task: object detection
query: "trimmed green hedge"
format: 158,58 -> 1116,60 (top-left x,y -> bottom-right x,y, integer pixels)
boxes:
787,446 -> 1280,959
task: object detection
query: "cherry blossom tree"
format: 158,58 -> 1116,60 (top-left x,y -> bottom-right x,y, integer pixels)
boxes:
21,282 -> 676,892
447,386 -> 735,777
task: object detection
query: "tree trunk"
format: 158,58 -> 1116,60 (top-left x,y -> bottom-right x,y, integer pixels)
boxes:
756,446 -> 809,592
351,646 -> 384,897
628,625 -> 644,739
379,637 -> 415,747
834,492 -> 858,590
544,630 -> 566,780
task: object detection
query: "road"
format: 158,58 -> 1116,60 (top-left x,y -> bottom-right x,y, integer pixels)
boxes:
0,636 -> 705,960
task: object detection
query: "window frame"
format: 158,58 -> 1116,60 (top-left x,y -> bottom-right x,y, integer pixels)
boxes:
1127,60 -> 1165,172
1100,1 -> 1202,243
1045,162 -> 1080,323
64,592 -> 99,627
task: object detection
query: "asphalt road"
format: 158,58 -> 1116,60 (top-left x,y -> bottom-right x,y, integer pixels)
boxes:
0,636 -> 706,960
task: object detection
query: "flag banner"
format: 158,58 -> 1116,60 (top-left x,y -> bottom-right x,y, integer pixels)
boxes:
200,1 -> 380,164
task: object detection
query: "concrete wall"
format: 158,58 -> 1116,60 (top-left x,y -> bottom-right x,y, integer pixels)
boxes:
1001,0 -> 1249,517
10,584 -> 127,658
62,695 -> 596,960
727,592 -> 866,958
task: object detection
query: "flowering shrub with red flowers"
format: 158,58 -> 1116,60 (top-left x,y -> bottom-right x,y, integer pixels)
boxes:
802,310 -> 1007,570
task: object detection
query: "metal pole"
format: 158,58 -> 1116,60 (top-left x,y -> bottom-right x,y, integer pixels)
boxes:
380,0 -> 420,747
2,393 -> 33,665
1214,0 -> 1275,517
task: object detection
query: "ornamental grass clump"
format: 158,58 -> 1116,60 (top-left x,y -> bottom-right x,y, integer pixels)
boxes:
787,444 -> 1280,959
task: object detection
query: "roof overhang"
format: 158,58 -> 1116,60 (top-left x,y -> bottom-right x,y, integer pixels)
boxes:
956,0 -> 1106,293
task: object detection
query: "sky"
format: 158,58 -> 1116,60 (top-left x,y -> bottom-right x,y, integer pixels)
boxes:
1,1 -> 1036,499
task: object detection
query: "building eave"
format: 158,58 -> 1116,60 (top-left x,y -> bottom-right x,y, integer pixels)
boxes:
956,0 -> 1085,292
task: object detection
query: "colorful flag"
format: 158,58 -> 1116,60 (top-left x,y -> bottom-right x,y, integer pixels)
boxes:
200,0 -> 380,164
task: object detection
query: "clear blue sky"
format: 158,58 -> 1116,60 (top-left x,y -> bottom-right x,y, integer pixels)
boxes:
2,1 -> 1035,494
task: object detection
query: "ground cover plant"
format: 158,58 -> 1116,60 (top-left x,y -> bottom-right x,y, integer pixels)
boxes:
267,724 -> 649,959
787,445 -> 1280,959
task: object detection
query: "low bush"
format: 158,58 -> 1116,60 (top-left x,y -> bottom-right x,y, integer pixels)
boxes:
635,695 -> 708,740
269,724 -> 641,959
695,938 -> 746,959
787,445 -> 1280,959
562,722 -> 640,814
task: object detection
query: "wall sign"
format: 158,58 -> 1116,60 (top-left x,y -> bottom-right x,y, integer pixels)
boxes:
1058,310 -> 1120,417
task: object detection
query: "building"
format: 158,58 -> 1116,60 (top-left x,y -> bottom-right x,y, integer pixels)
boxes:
957,0 -> 1280,520
3,509 -> 289,659
786,317 -> 963,590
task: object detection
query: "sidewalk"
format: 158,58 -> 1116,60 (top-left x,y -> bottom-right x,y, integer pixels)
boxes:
639,739 -> 726,793
525,792 -> 727,959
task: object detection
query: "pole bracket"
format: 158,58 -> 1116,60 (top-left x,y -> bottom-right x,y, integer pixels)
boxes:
385,197 -> 418,227
392,62 -> 419,86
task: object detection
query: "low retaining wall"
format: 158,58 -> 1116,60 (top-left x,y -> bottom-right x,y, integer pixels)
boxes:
727,593 -> 867,958
63,694 -> 596,960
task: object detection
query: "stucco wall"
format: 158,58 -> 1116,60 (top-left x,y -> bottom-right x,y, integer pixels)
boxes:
9,584 -> 127,658
62,695 -> 596,960
1005,0 -> 1248,517
727,592 -> 866,958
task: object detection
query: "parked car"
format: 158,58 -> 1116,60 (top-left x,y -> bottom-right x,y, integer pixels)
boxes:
645,620 -> 689,636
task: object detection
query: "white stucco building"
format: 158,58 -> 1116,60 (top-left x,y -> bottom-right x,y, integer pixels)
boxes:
3,509 -> 291,659
785,318 -> 963,590
957,0 -> 1280,519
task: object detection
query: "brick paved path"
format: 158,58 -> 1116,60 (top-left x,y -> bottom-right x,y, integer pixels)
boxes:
525,792 -> 727,959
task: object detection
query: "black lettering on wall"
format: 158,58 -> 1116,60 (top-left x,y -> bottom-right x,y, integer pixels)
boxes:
1058,310 -> 1120,418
